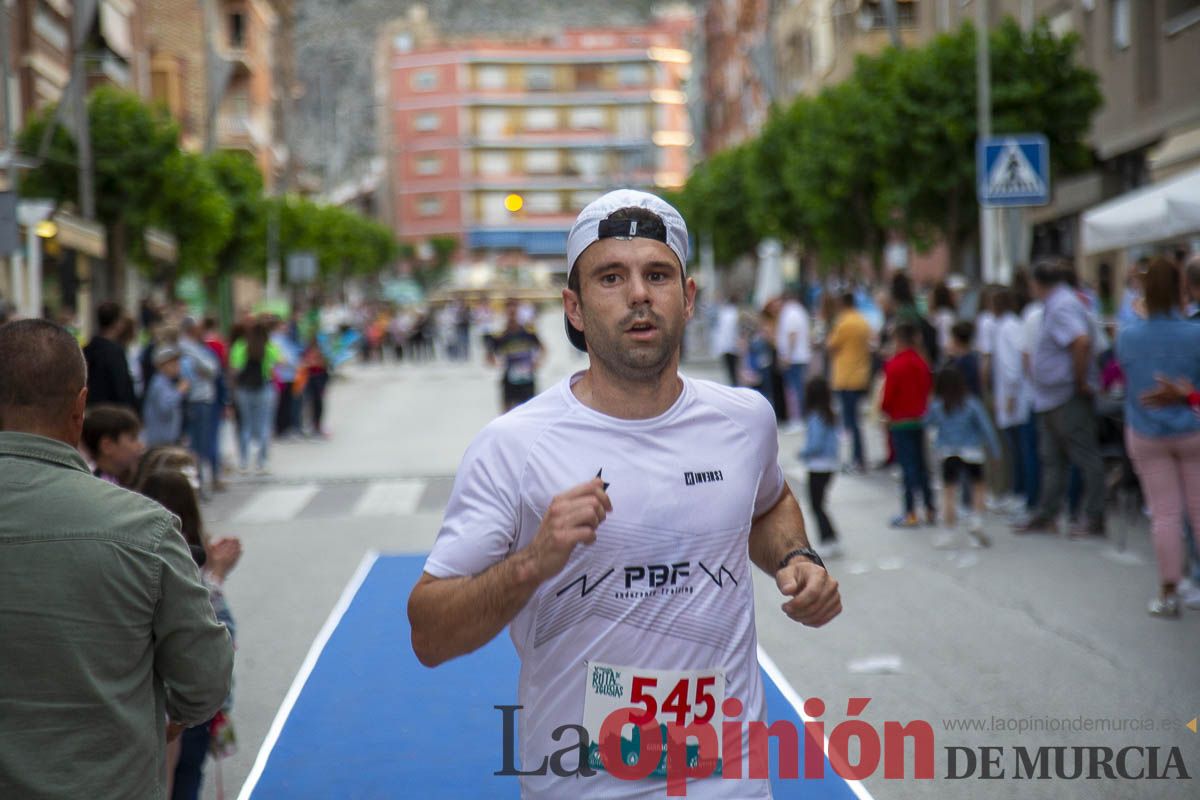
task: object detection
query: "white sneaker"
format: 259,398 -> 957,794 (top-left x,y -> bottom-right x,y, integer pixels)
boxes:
984,495 -> 1004,513
933,528 -> 962,549
966,516 -> 991,548
1148,594 -> 1181,618
1177,579 -> 1200,609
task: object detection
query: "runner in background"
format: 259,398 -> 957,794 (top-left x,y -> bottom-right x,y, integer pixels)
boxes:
486,300 -> 544,413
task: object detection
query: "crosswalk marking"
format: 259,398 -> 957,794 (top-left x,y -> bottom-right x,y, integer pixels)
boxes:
351,479 -> 426,518
232,484 -> 321,524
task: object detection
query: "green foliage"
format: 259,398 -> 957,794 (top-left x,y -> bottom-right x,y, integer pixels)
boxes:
270,196 -> 397,278
205,150 -> 267,275
676,144 -> 759,264
676,17 -> 1102,271
17,86 -> 227,273
154,151 -> 233,276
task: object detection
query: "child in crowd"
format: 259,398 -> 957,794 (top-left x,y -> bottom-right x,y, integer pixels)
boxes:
138,465 -> 242,800
924,367 -> 1001,548
81,404 -> 145,486
945,320 -> 982,397
798,376 -> 842,558
880,322 -> 935,528
142,346 -> 189,447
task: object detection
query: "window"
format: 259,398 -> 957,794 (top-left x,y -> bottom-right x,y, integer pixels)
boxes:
415,155 -> 442,176
525,65 -> 555,91
525,150 -> 559,174
411,69 -> 438,91
524,192 -> 561,214
228,11 -> 245,49
616,106 -> 648,138
860,0 -> 918,29
1112,0 -> 1131,49
417,195 -> 444,216
480,193 -> 510,224
523,107 -> 558,131
576,63 -> 603,90
478,109 -> 509,137
571,190 -> 603,210
617,63 -> 648,87
476,65 -> 507,90
413,112 -> 441,132
569,107 -> 605,130
567,150 -> 605,180
477,151 -> 512,176
33,7 -> 70,51
1049,11 -> 1074,39
619,148 -> 654,174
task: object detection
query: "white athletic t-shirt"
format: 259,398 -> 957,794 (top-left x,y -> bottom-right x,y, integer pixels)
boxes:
425,372 -> 786,799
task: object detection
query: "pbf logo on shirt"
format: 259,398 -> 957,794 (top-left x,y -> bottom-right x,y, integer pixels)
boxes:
684,469 -> 724,486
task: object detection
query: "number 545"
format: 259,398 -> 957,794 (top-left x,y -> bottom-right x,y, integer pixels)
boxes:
629,676 -> 717,727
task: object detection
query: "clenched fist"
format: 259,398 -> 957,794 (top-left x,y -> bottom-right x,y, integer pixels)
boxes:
527,477 -> 612,584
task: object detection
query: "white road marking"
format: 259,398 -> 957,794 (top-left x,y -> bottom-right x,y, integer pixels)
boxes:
351,479 -> 427,517
758,646 -> 879,800
232,484 -> 319,524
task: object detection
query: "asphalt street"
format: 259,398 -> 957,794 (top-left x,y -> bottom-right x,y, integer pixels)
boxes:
202,311 -> 1200,800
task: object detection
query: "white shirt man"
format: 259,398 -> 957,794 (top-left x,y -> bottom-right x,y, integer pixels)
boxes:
774,299 -> 811,368
408,191 -> 841,799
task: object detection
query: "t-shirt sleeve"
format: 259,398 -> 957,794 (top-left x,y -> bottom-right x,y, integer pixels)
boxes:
424,426 -> 523,579
748,393 -> 786,517
1049,303 -> 1090,349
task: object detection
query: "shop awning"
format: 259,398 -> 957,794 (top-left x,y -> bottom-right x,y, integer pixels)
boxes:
1081,165 -> 1200,255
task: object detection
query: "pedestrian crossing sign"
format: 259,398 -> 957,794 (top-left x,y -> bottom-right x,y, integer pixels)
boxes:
977,134 -> 1050,207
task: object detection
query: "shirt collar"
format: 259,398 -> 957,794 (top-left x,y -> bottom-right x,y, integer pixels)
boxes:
0,432 -> 92,474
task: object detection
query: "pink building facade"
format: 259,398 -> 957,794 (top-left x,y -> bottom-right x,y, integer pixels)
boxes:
382,13 -> 696,264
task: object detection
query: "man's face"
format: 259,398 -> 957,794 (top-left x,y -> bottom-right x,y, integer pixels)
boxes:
101,431 -> 145,477
565,237 -> 695,381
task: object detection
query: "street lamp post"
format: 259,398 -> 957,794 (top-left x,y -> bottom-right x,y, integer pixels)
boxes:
17,200 -> 54,318
975,0 -> 995,284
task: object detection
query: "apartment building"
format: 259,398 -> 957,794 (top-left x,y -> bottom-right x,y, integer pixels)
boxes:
380,10 -> 696,265
144,0 -> 282,185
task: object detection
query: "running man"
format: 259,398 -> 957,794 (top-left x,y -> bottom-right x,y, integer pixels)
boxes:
486,300 -> 545,412
408,190 -> 841,798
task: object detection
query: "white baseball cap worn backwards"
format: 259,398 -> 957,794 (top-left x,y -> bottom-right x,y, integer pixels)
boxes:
564,189 -> 690,351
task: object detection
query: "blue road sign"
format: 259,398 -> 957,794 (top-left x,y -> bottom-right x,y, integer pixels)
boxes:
977,134 -> 1050,207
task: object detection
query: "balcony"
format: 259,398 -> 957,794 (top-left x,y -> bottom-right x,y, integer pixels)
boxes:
217,113 -> 268,150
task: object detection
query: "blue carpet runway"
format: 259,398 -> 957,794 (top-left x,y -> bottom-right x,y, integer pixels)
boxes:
238,554 -> 872,800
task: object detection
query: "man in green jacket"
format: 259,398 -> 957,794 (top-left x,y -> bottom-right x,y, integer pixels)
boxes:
0,319 -> 234,800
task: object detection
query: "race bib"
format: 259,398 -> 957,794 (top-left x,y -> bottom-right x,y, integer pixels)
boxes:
507,362 -> 534,384
582,661 -> 725,777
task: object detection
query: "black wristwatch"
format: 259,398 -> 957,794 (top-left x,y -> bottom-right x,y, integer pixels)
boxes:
778,546 -> 825,572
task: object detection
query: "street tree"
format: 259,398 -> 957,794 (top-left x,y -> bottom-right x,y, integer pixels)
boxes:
18,87 -> 187,275
868,18 -> 1101,269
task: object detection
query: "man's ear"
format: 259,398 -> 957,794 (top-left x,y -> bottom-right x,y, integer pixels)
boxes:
563,286 -> 584,335
67,387 -> 88,447
683,276 -> 698,322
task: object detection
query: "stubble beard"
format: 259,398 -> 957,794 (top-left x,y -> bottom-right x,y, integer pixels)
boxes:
580,304 -> 681,384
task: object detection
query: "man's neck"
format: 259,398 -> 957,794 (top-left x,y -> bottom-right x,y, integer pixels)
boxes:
573,360 -> 683,420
